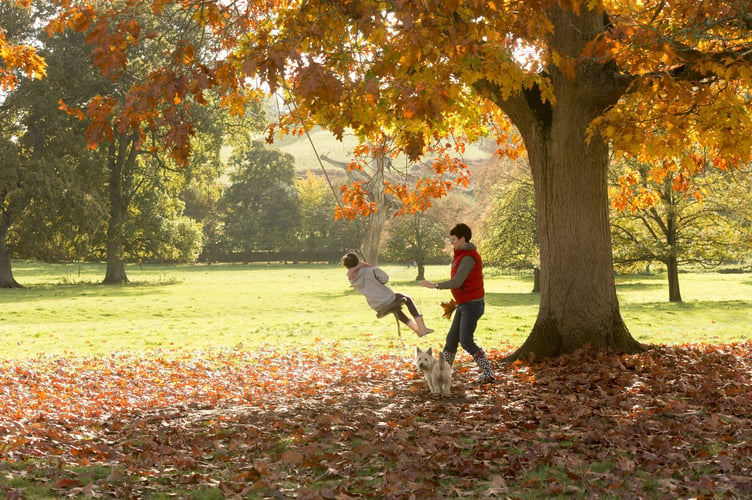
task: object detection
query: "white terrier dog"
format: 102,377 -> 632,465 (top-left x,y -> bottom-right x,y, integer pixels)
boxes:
415,346 -> 452,397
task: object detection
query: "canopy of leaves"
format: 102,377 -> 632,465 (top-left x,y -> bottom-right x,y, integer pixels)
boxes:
2,343 -> 751,497
47,0 -> 752,173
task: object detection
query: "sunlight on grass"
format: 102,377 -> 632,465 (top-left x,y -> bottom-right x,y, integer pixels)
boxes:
0,261 -> 750,359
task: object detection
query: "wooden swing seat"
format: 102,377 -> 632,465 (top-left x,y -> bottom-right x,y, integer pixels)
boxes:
376,296 -> 408,318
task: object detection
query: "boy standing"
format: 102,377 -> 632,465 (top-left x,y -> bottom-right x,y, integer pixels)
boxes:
420,223 -> 495,383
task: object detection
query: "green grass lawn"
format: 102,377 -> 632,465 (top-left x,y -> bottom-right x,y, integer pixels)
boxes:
1,261 -> 750,359
2,261 -> 751,499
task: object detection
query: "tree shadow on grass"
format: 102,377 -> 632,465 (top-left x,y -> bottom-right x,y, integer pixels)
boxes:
622,299 -> 752,313
484,291 -> 540,308
0,281 -> 173,304
614,279 -> 666,292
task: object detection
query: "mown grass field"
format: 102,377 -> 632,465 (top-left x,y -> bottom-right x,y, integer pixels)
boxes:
1,261 -> 750,359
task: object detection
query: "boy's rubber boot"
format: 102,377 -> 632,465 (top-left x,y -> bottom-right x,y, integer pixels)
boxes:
443,350 -> 456,367
473,350 -> 496,384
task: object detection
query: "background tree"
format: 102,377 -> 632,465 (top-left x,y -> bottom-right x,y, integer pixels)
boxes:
55,2 -> 240,282
183,94 -> 267,263
5,1 -> 237,275
478,178 -> 540,292
319,133 -> 461,265
0,2 -> 100,287
611,157 -> 752,301
121,98 -> 239,264
320,143 -> 401,266
7,27 -> 109,263
295,171 -> 352,261
382,211 -> 447,281
218,141 -> 300,256
0,0 -> 45,288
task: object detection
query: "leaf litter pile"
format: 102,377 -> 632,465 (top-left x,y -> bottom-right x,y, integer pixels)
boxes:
2,341 -> 751,498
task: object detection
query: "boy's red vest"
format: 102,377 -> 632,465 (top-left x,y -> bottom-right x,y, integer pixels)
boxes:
451,247 -> 484,304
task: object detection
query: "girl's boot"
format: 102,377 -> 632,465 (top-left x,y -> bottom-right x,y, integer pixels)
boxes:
415,316 -> 434,336
405,320 -> 421,335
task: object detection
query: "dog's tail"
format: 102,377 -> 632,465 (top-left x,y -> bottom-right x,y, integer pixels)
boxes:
439,351 -> 449,367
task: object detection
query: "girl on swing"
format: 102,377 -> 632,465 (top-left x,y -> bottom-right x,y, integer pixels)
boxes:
341,252 -> 433,337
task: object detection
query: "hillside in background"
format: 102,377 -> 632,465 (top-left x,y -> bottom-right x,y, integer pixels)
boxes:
262,127 -> 509,230
266,127 -> 499,179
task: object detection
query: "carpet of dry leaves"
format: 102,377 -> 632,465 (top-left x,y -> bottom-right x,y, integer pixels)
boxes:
1,341 -> 751,499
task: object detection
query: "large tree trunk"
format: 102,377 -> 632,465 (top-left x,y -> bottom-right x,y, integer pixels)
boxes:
0,226 -> 22,288
0,190 -> 31,289
516,104 -> 642,358
102,137 -> 135,285
476,5 -> 644,359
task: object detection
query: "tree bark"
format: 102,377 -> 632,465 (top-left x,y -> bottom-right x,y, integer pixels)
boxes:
513,111 -> 643,358
0,189 -> 31,289
102,136 -> 137,285
666,255 -> 682,302
0,225 -> 22,288
415,261 -> 425,281
476,6 -> 645,359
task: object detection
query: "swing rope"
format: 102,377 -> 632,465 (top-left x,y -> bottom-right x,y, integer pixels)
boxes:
278,86 -> 363,257
278,88 -> 405,346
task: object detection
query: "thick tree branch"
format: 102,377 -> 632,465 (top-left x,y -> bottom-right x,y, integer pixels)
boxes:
668,43 -> 752,81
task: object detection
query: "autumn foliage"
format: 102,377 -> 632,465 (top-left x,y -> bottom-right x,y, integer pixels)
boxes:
0,28 -> 46,91
2,343 -> 751,497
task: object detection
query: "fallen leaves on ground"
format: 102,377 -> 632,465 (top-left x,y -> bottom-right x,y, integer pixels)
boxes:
1,341 -> 751,498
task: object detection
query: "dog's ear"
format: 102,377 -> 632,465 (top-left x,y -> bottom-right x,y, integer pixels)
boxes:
415,346 -> 422,355
427,347 -> 433,356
